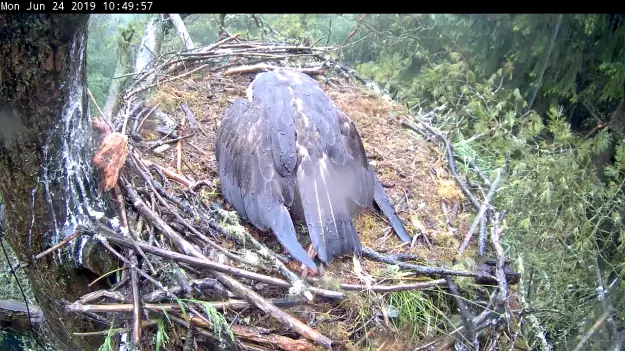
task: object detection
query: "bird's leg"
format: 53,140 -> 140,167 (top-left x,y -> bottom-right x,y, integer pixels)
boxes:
299,244 -> 319,279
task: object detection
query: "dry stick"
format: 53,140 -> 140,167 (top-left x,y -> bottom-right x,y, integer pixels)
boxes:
68,297 -> 309,314
13,229 -> 82,271
401,119 -> 481,210
130,154 -> 262,269
177,114 -> 186,173
97,226 -> 441,296
96,224 -> 343,299
137,156 -> 314,299
87,88 -> 114,129
143,278 -> 232,302
114,184 -> 157,275
179,103 -> 198,130
340,278 -> 446,292
129,253 -> 141,346
490,212 -> 508,306
360,247 -> 494,280
35,230 -> 80,261
117,181 -> 334,349
478,217 -> 487,258
224,63 -> 325,76
571,309 -> 611,351
458,169 -> 502,255
466,158 -> 491,186
190,316 -> 317,351
143,133 -> 196,151
135,102 -> 160,133
72,321 -> 158,337
445,276 -> 478,350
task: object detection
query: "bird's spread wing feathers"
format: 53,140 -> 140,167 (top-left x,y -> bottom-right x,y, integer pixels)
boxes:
215,97 -> 315,269
216,68 -> 410,268
250,69 -> 372,264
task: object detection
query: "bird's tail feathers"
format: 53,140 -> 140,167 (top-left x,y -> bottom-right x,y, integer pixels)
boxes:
372,173 -> 412,243
297,159 -> 362,264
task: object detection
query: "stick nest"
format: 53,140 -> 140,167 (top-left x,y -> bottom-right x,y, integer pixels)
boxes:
77,35 -> 519,351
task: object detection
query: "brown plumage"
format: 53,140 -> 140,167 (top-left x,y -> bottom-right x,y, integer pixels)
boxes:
215,69 -> 411,270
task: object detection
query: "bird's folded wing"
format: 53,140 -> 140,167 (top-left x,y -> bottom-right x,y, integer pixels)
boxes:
215,98 -> 315,269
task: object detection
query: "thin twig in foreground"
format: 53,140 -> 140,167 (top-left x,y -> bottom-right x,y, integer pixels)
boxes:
458,168 -> 502,255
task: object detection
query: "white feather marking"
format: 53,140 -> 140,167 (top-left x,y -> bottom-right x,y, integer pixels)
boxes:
319,156 -> 339,236
246,83 -> 254,101
313,178 -> 325,245
294,98 -> 310,127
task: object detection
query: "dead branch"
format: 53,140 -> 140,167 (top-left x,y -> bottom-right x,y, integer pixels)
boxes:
446,276 -> 479,350
361,247 -> 495,280
95,224 -> 344,300
109,182 -> 334,348
458,168 -> 502,255
224,63 -> 325,76
341,14 -> 368,46
490,212 -> 509,307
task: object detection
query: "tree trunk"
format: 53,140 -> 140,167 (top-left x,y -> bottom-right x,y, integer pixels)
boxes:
103,27 -> 134,122
0,14 -> 110,351
134,14 -> 164,75
168,14 -> 195,50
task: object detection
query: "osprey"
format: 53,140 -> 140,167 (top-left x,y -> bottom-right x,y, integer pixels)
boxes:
215,69 -> 411,270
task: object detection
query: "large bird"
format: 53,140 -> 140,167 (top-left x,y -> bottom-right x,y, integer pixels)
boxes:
215,68 -> 412,270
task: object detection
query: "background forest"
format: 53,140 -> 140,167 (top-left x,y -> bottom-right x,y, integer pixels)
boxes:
1,13 -> 624,350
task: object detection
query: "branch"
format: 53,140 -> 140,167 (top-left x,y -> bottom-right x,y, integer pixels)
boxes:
168,14 -> 196,50
458,168 -> 503,255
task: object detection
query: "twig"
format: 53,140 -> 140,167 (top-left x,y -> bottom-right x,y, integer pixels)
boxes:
129,252 -> 142,346
33,230 -> 80,262
571,309 -> 611,351
177,111 -> 186,173
458,168 -> 502,255
87,88 -> 113,128
135,103 -> 159,134
490,212 -> 509,306
361,247 -> 495,280
446,276 -> 478,350
478,216 -> 487,257
95,224 -> 344,300
341,14 -> 368,46
224,63 -> 324,76
115,182 -> 334,348
339,278 -> 446,292
179,103 -> 198,130
68,297 -> 309,314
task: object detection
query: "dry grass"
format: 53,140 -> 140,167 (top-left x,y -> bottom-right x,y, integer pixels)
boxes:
136,68 -> 476,350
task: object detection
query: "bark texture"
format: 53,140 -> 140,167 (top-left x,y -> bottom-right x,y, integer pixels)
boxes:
0,14 -> 104,351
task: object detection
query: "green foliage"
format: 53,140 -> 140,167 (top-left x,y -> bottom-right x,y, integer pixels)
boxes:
385,289 -> 448,340
398,46 -> 625,349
